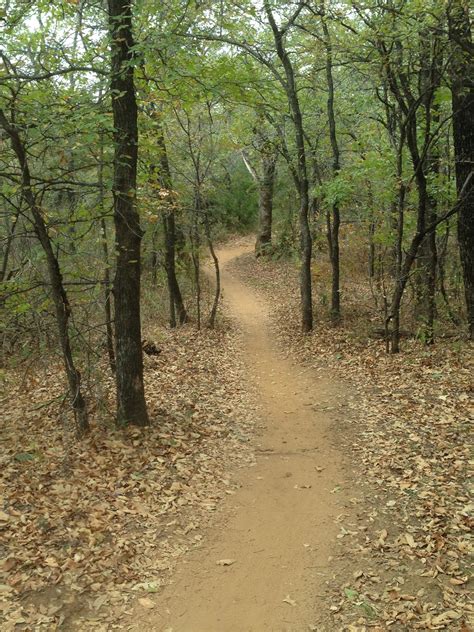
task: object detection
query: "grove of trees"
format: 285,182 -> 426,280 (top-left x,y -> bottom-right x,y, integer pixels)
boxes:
1,0 -> 472,433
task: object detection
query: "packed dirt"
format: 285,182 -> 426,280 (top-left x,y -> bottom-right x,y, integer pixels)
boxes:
130,242 -> 354,631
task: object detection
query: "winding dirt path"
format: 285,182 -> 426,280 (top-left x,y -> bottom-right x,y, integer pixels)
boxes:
139,242 -> 350,631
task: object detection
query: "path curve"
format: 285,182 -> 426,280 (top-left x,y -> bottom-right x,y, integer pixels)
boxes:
138,242 -> 348,631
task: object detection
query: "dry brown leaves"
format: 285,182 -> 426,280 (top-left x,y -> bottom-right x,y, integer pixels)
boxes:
0,320 -> 256,630
232,253 -> 473,632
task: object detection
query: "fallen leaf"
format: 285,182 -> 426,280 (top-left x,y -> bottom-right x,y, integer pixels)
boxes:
138,598 -> 155,610
283,595 -> 296,607
404,533 -> 416,548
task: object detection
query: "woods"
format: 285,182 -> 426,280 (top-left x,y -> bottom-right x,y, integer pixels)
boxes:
2,0 -> 473,424
0,1 -> 472,629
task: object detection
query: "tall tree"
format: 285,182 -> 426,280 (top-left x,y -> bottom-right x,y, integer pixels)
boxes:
155,118 -> 187,328
0,108 -> 89,437
414,35 -> 442,343
108,0 -> 149,425
241,124 -> 278,256
264,0 -> 313,332
321,11 -> 341,324
447,0 -> 474,340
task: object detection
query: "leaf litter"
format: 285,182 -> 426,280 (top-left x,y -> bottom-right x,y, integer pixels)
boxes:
231,252 -> 473,631
0,318 -> 257,630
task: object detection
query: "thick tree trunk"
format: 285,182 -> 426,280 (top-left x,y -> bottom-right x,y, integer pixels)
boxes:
108,0 -> 148,426
0,108 -> 89,437
447,0 -> 474,339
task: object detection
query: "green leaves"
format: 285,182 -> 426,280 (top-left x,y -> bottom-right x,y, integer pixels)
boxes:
317,174 -> 354,208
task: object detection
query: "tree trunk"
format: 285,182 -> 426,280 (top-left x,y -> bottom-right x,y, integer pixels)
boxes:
191,241 -> 201,331
241,147 -> 277,257
0,108 -> 89,437
447,0 -> 474,339
163,211 -> 187,326
108,0 -> 148,426
190,189 -> 203,330
101,218 -> 116,373
388,157 -> 428,353
265,3 -> 313,331
164,215 -> 177,329
322,16 -> 341,324
389,128 -> 407,353
368,219 -> 376,278
438,222 -> 461,325
98,135 -> 116,373
0,207 -> 20,284
381,33 -> 435,353
204,213 -> 220,328
414,35 -> 441,344
155,120 -> 187,326
414,191 -> 437,344
150,226 -> 159,285
255,154 -> 276,256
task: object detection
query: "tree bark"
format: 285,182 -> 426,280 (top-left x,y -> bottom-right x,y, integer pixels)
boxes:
388,115 -> 429,353
447,0 -> 474,339
265,2 -> 313,331
255,154 -> 276,256
192,191 -> 202,330
380,30 -> 439,352
242,144 -> 277,256
101,217 -> 116,373
155,120 -> 187,326
414,36 -> 442,344
414,172 -> 438,344
0,207 -> 20,284
438,222 -> 461,325
204,212 -> 220,329
108,0 -> 149,426
0,108 -> 89,437
322,16 -> 341,324
98,134 -> 116,373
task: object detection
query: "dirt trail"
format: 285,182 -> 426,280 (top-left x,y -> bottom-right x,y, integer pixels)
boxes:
137,242 -> 350,632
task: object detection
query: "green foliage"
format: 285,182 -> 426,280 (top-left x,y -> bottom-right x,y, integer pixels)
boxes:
0,0 -> 466,362
317,175 -> 355,208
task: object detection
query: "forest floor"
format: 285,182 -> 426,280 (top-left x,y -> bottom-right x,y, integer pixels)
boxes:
122,240 -> 356,632
1,237 -> 472,631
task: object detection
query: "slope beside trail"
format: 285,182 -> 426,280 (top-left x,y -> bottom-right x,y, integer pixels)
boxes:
132,242 -> 353,632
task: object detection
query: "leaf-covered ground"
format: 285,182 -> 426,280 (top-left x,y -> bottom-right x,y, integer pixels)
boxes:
231,253 -> 473,632
0,320 -> 257,630
1,247 -> 472,631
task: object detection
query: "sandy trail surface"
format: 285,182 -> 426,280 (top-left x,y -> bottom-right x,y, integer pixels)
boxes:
135,242 -> 349,632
